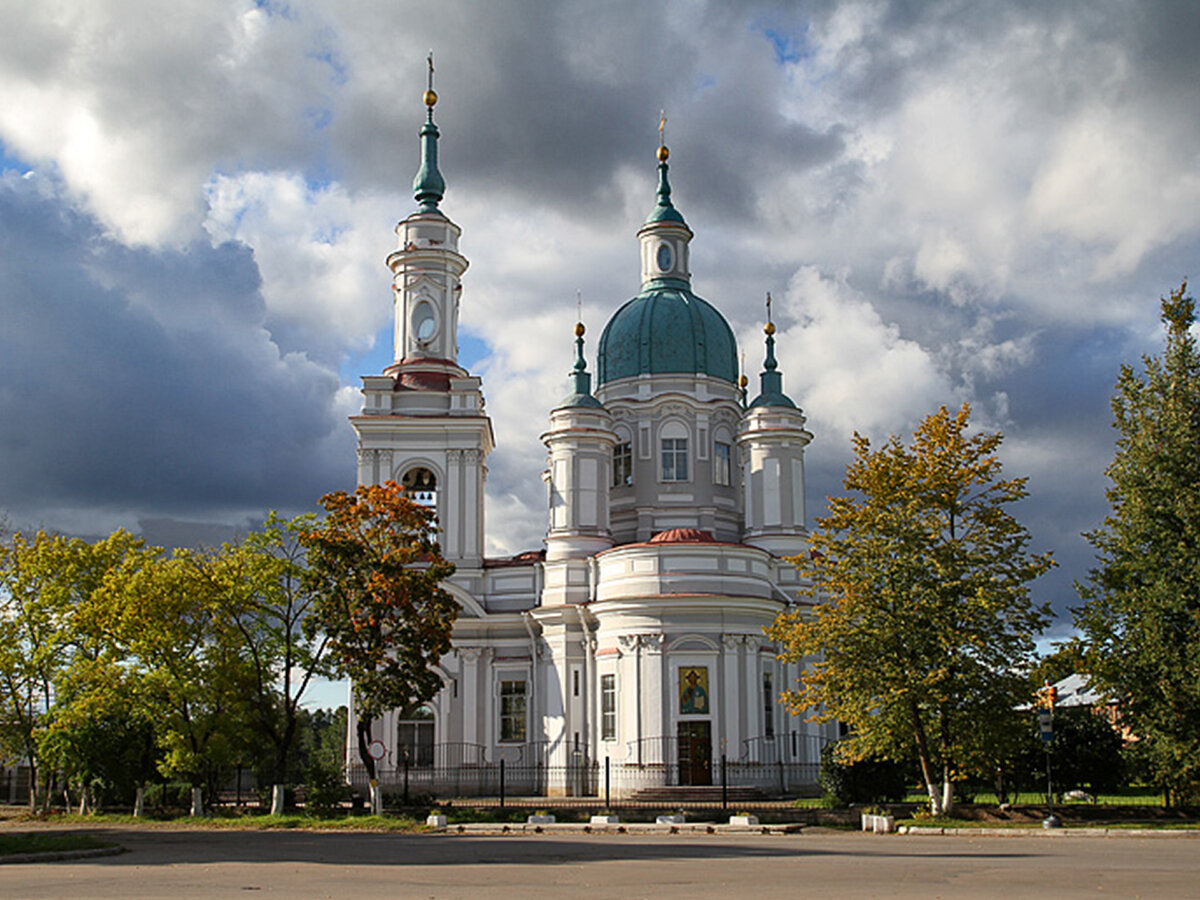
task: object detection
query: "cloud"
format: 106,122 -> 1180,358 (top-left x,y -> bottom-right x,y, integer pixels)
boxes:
0,170 -> 354,536
0,0 -> 1198,628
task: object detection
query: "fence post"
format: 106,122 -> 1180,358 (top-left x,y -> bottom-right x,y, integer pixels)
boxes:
721,754 -> 728,811
403,756 -> 410,806
605,757 -> 611,808
499,758 -> 505,809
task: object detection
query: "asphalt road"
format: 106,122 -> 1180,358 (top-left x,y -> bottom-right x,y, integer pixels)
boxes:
2,826 -> 1197,899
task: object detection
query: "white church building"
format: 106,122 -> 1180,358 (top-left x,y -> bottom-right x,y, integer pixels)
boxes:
347,83 -> 835,797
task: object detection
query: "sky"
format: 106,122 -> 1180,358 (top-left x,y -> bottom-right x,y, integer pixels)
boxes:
2,0 -> 1199,658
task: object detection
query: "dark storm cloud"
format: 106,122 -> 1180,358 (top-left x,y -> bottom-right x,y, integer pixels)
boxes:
330,1 -> 844,226
0,172 -> 352,532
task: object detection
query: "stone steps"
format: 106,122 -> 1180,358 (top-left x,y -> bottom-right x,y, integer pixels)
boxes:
627,785 -> 765,804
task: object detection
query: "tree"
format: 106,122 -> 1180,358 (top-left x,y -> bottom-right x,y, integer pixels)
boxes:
213,514 -> 329,815
1076,283 -> 1200,805
37,658 -> 160,815
769,404 -> 1054,815
301,482 -> 456,815
95,545 -> 257,816
0,529 -> 142,810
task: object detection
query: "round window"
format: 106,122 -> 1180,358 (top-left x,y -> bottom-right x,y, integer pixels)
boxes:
656,242 -> 672,271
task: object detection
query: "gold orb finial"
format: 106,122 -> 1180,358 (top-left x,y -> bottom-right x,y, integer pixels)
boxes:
738,374 -> 748,388
657,144 -> 669,162
424,89 -> 438,107
764,321 -> 776,336
574,322 -> 585,337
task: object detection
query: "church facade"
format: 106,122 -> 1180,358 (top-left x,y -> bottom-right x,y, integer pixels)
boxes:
347,85 -> 833,796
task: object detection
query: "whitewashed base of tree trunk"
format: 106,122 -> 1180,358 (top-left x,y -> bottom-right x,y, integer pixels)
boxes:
133,785 -> 145,818
190,786 -> 204,817
78,789 -> 89,816
271,784 -> 285,816
369,782 -> 382,816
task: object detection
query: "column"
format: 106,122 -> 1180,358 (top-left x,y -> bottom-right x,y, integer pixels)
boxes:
460,647 -> 481,747
722,634 -> 742,758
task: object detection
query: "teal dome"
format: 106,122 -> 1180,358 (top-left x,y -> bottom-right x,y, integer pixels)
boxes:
596,286 -> 738,385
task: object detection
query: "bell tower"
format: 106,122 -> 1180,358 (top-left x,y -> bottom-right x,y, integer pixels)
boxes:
351,58 -> 494,568
387,56 -> 467,367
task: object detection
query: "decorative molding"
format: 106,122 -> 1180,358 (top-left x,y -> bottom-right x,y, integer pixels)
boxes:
640,633 -> 665,652
722,634 -> 742,651
459,646 -> 490,663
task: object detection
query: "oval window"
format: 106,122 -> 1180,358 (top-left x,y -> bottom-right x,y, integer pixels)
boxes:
656,243 -> 672,271
414,304 -> 436,342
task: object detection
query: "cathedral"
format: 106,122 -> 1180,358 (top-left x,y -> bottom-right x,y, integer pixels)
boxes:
346,80 -> 834,797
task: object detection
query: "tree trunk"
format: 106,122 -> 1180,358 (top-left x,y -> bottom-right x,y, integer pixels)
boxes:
910,701 -> 944,814
271,783 -> 286,816
190,785 -> 204,817
133,784 -> 145,818
941,767 -> 955,817
78,785 -> 89,816
356,714 -> 381,814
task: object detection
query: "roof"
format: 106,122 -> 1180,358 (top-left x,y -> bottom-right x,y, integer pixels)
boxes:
596,286 -> 738,385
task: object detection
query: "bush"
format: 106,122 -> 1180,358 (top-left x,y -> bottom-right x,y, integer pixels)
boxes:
302,755 -> 349,818
819,742 -> 909,806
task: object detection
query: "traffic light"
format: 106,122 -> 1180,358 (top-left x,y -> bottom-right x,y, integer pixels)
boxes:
1047,684 -> 1057,707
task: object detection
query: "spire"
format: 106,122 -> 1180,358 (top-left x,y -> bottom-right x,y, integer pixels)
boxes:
645,111 -> 686,225
748,292 -> 797,409
558,315 -> 604,409
413,52 -> 446,213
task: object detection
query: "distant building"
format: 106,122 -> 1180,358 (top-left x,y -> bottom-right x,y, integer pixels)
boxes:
346,81 -> 832,797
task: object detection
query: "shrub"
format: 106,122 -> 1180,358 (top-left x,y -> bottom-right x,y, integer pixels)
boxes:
819,742 -> 909,805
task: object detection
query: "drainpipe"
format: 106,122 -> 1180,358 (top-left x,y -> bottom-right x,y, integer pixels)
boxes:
575,603 -> 596,760
521,611 -> 539,750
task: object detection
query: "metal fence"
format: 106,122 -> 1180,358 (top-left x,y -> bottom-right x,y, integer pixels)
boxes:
347,754 -> 820,805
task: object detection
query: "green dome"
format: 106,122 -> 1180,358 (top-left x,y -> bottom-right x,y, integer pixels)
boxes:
596,286 -> 738,385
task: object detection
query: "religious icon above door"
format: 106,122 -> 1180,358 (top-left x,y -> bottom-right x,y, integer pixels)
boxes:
679,666 -> 709,715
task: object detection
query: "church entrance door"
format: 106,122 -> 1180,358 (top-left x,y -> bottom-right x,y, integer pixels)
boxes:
676,721 -> 712,786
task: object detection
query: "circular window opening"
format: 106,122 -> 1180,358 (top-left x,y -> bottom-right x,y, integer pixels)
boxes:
656,242 -> 673,272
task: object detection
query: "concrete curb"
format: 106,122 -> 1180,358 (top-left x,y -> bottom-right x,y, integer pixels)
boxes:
430,822 -> 805,835
900,826 -> 1200,838
0,845 -> 127,865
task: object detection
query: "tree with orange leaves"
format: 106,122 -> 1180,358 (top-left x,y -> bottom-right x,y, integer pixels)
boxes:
301,481 -> 456,814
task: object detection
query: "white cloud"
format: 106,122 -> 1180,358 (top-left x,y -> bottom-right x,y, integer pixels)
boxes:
770,266 -> 955,441
203,171 -> 398,359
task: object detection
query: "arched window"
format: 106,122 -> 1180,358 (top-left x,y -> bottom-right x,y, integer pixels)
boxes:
660,421 -> 690,483
401,467 -> 438,509
397,704 -> 435,767
612,427 -> 633,487
713,427 -> 733,487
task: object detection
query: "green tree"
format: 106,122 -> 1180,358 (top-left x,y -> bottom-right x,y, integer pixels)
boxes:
95,546 -> 256,815
301,482 -> 457,815
0,529 -> 142,810
1076,283 -> 1200,805
213,513 -> 329,815
37,659 -> 159,815
769,404 -> 1054,815
1028,642 -> 1088,692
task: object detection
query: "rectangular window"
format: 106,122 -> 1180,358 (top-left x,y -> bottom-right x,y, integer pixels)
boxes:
613,441 -> 633,486
714,441 -> 732,486
661,437 -> 689,482
601,674 -> 616,740
763,671 -> 775,739
500,679 -> 527,742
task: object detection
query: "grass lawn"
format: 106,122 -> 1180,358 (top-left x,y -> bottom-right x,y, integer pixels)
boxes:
0,833 -> 117,857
